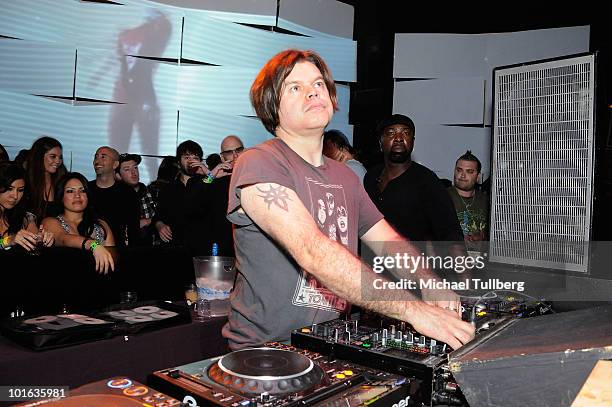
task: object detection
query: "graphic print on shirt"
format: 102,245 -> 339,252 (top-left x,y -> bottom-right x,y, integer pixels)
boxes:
292,177 -> 349,313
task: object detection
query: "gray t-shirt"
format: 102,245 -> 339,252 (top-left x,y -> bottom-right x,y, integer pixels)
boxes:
345,159 -> 367,185
224,138 -> 383,350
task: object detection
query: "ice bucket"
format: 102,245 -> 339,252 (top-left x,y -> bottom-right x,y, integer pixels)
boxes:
192,256 -> 236,317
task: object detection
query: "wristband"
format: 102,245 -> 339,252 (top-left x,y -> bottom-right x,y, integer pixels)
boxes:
203,172 -> 215,184
89,241 -> 100,252
0,234 -> 10,250
81,238 -> 89,251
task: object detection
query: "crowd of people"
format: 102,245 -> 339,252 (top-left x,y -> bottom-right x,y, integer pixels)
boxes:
1,48 -> 490,350
0,134 -> 245,272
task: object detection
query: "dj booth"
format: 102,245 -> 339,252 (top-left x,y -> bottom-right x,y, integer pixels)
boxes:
2,246 -> 612,406
0,316 -> 228,406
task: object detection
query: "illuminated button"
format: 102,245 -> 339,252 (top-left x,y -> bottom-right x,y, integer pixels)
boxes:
362,343 -> 371,348
301,328 -> 311,333
477,311 -> 487,317
335,374 -> 346,379
343,370 -> 354,376
107,378 -> 133,389
123,386 -> 149,397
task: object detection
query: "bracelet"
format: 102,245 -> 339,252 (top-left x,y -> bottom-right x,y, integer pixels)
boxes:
89,241 -> 100,252
81,238 -> 90,251
203,172 -> 215,184
0,234 -> 10,250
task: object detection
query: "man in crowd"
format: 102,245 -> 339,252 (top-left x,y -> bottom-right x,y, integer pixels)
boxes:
448,150 -> 488,248
322,129 -> 367,184
364,114 -> 463,243
116,153 -> 156,245
153,140 -> 215,255
204,135 -> 244,256
88,146 -> 140,246
224,49 -> 474,351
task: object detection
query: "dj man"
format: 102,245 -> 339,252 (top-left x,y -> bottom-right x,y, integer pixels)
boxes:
224,49 -> 474,351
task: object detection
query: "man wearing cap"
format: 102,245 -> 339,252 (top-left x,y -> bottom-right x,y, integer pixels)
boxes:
364,114 -> 463,243
89,146 -> 140,246
116,153 -> 156,245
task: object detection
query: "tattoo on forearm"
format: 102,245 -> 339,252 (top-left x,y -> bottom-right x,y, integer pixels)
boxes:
256,185 -> 292,211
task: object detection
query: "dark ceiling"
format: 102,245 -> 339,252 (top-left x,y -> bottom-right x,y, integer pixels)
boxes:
338,2 -> 605,35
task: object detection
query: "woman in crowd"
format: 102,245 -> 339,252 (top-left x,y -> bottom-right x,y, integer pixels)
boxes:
0,161 -> 54,251
42,173 -> 115,274
25,136 -> 66,221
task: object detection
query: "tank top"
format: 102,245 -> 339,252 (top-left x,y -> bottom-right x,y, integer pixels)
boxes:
56,215 -> 106,244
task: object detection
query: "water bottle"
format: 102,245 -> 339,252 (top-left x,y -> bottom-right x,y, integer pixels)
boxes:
211,242 -> 218,256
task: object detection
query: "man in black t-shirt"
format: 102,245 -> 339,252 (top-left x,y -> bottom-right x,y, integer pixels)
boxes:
152,140 -> 230,255
203,135 -> 244,257
88,146 -> 140,247
364,114 -> 463,243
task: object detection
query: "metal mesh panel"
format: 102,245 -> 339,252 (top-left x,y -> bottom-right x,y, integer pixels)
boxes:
490,54 -> 595,272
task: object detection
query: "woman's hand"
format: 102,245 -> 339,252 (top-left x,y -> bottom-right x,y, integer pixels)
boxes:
40,225 -> 54,247
92,245 -> 115,274
12,229 -> 39,251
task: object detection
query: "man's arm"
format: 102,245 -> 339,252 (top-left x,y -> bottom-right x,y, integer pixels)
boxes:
240,182 -> 474,349
361,219 -> 463,312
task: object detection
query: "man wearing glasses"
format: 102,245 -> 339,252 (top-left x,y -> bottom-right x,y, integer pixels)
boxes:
364,114 -> 463,243
219,135 -> 245,174
204,135 -> 245,256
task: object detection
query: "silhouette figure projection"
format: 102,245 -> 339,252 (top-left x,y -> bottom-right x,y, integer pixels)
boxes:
108,9 -> 171,178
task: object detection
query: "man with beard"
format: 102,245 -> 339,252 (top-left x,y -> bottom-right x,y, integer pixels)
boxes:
364,114 -> 463,243
448,150 -> 488,248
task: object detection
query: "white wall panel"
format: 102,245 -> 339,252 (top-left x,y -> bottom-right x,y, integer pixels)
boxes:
0,41 -> 75,96
394,33 -> 486,79
393,78 -> 485,125
409,124 -> 491,181
278,0 -> 354,39
177,66 -> 258,115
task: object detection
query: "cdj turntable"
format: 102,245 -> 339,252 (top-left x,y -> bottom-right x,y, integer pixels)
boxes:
150,342 -> 423,406
15,377 -> 181,407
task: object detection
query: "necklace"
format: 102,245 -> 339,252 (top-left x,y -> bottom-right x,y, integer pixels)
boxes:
458,193 -> 475,210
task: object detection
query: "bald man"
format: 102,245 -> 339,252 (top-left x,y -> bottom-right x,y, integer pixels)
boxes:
88,146 -> 140,246
219,135 -> 245,176
203,135 -> 245,256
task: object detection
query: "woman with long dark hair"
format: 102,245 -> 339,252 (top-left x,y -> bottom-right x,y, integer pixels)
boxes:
0,162 -> 54,251
42,173 -> 116,274
25,136 -> 66,221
